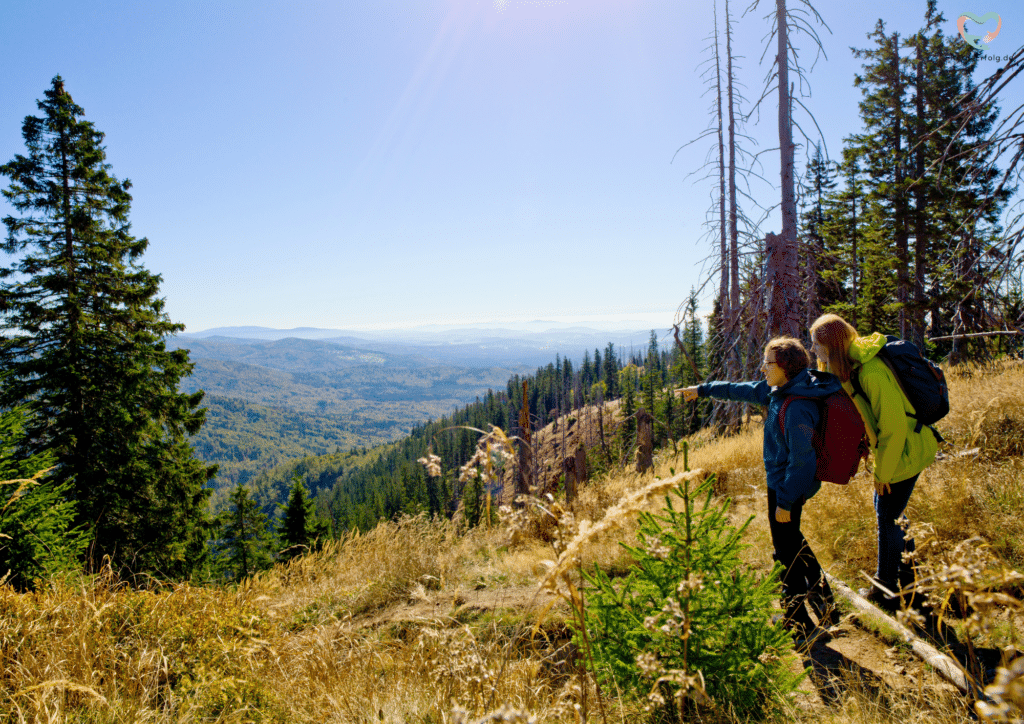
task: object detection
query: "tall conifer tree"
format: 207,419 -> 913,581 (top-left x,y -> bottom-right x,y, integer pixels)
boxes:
0,76 -> 216,577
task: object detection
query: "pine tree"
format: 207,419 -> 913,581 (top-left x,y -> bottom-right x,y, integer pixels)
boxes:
0,76 -> 217,577
278,473 -> 326,560
844,6 -> 1009,347
798,143 -> 838,328
819,150 -> 865,324
581,475 -> 801,720
0,406 -> 88,589
602,343 -> 618,398
221,484 -> 276,581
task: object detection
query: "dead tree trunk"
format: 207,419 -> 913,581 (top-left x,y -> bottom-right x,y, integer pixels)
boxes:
515,380 -> 532,503
765,231 -> 799,338
635,409 -> 654,474
726,0 -> 741,379
715,2 -> 730,345
769,0 -> 801,339
564,442 -> 588,504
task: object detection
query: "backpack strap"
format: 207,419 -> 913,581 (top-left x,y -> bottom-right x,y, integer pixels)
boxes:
850,366 -> 867,403
877,353 -> 924,433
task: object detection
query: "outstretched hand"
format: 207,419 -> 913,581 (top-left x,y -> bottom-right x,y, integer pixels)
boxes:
680,386 -> 700,402
775,508 -> 792,523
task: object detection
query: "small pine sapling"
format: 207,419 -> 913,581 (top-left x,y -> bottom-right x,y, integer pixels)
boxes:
580,473 -> 804,721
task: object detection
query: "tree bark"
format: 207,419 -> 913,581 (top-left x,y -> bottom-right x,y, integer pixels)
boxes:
515,380 -> 532,503
635,409 -> 654,474
771,0 -> 800,339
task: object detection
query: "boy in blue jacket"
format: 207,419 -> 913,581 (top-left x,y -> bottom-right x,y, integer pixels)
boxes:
682,337 -> 840,641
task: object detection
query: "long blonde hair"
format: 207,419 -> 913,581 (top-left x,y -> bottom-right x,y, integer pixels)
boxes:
809,314 -> 858,382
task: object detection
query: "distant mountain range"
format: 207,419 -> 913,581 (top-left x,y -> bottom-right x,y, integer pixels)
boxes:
177,323 -> 668,369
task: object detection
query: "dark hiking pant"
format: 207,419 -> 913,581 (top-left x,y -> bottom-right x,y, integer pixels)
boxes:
874,472 -> 920,592
767,488 -> 831,624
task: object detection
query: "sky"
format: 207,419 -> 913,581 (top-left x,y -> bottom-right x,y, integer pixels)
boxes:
1,0 -> 1021,335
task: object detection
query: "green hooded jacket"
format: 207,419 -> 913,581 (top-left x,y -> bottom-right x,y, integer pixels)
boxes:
839,333 -> 938,485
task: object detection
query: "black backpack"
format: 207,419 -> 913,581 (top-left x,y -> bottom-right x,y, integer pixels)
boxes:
850,335 -> 949,434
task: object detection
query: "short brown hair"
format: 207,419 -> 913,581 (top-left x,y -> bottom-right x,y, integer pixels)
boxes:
765,336 -> 811,381
809,314 -> 859,382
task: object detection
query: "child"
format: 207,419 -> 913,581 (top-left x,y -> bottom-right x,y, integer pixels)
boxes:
681,337 -> 840,641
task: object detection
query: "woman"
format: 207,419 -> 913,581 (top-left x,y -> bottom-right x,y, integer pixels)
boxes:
682,337 -> 840,640
809,314 -> 939,612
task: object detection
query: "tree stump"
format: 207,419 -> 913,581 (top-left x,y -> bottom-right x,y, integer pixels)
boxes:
636,409 -> 654,474
564,442 -> 588,503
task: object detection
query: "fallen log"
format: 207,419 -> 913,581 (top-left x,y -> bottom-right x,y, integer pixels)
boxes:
927,330 -> 1023,342
825,573 -> 975,695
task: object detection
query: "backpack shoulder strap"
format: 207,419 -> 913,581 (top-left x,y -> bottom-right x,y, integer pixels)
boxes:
850,366 -> 867,403
877,351 -> 923,432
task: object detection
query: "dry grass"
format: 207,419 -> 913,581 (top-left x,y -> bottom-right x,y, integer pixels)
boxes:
941,360 -> 1024,458
0,520 -> 578,723
3,361 -> 1023,722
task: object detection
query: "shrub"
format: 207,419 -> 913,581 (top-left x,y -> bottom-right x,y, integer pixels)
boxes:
580,475 -> 802,722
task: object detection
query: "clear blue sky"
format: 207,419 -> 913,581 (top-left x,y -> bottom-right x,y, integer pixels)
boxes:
2,0 -> 1019,333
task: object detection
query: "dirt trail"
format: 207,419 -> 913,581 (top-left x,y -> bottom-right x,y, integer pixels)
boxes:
361,584 -> 561,630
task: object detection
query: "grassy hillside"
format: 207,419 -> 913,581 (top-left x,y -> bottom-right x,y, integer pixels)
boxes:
4,360 -> 1022,722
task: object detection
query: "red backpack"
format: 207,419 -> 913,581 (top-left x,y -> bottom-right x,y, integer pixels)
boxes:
778,391 -> 869,485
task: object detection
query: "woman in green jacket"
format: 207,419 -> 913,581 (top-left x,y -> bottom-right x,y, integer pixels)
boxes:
809,314 -> 939,612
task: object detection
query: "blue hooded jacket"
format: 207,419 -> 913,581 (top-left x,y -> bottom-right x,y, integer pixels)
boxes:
698,368 -> 844,512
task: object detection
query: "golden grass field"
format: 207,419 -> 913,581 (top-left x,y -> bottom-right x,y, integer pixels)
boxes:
2,360 -> 1023,723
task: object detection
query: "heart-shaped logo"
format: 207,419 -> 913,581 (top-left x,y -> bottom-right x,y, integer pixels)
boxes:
958,11 -> 1002,50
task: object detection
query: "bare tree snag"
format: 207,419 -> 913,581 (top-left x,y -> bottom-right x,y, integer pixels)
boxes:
773,0 -> 801,339
516,380 -> 532,503
765,231 -> 800,338
727,0 -> 741,377
635,409 -> 654,474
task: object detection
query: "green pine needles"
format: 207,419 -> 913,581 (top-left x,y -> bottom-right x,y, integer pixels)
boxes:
0,76 -> 217,579
580,474 -> 803,722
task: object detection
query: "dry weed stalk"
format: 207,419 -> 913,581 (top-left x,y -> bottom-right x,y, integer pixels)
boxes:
420,424 -> 518,528
901,525 -> 1023,639
897,522 -> 1024,721
978,657 -> 1024,723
